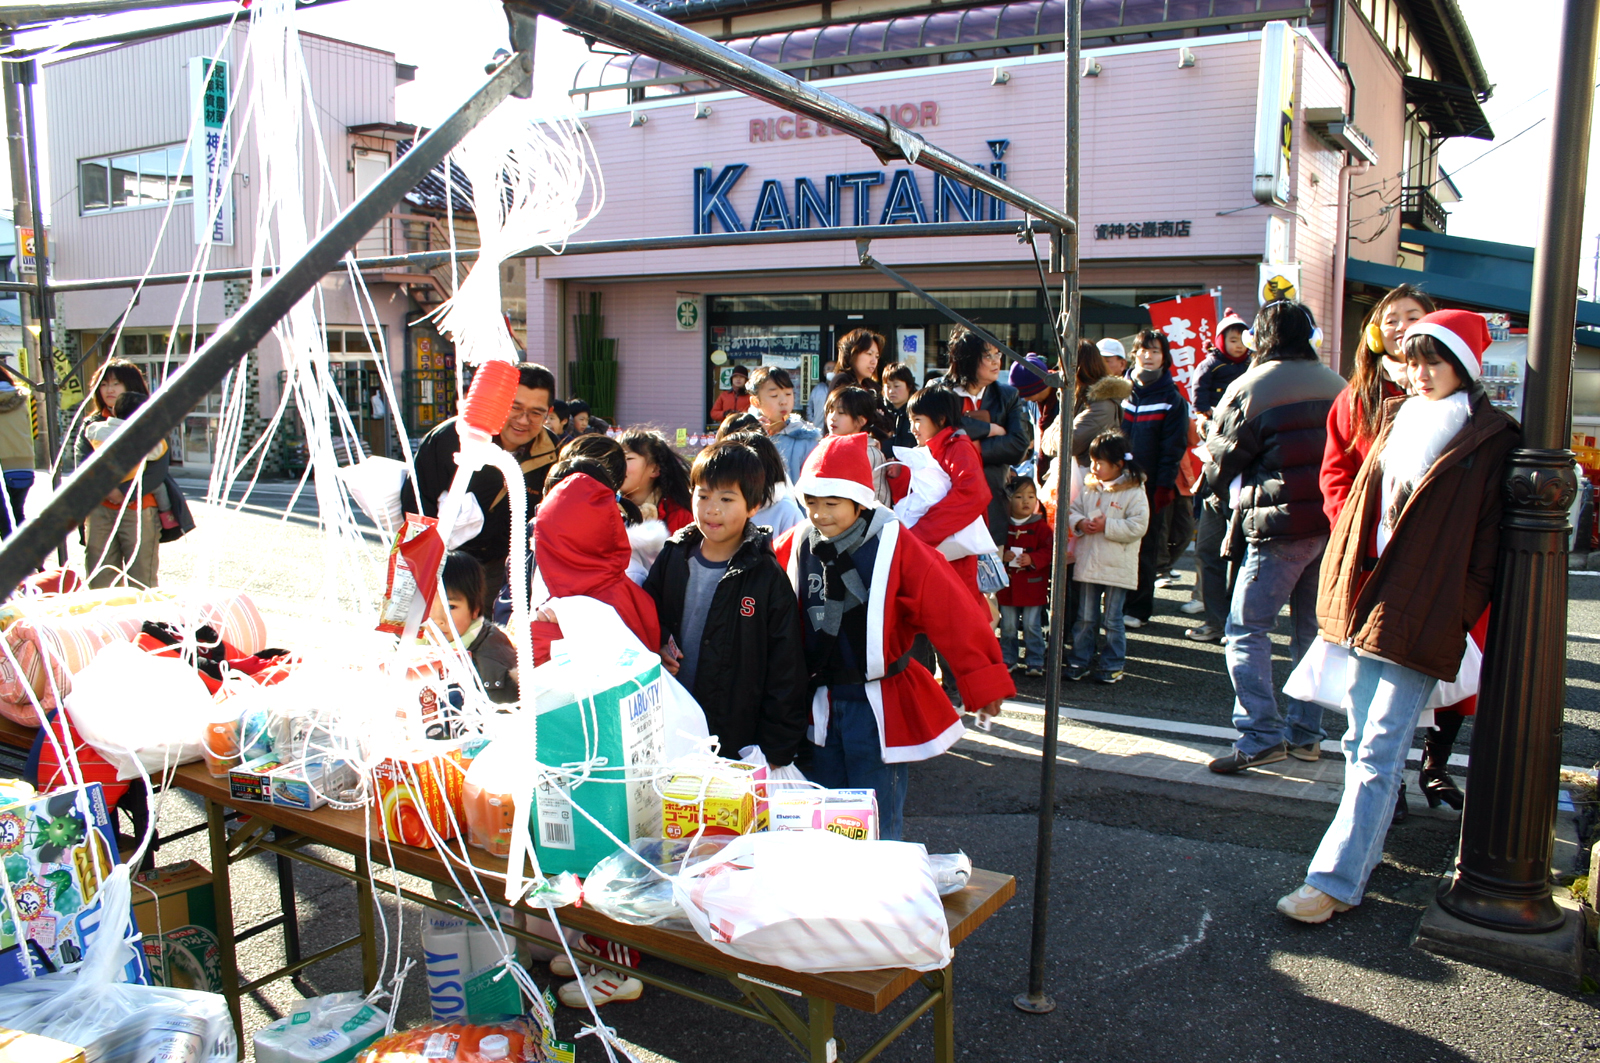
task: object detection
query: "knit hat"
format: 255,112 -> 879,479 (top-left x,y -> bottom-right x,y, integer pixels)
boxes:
1405,309 -> 1491,381
1096,337 -> 1126,363
1215,308 -> 1247,343
729,365 -> 749,382
794,433 -> 878,508
1007,353 -> 1052,399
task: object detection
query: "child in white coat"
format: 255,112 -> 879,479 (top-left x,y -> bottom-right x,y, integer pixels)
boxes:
1065,431 -> 1150,684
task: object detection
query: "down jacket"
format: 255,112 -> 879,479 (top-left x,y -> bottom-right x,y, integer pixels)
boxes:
952,379 -> 1032,544
1067,473 -> 1149,591
1121,372 -> 1189,490
1202,356 -> 1346,543
1317,393 -> 1519,681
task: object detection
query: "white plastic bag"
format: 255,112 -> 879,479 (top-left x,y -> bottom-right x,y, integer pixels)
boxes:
737,744 -> 809,786
438,491 -> 485,550
1284,637 -> 1480,713
673,830 -> 952,973
940,516 -> 1001,562
66,641 -> 213,780
335,456 -> 408,537
0,864 -> 238,1062
892,445 -> 949,528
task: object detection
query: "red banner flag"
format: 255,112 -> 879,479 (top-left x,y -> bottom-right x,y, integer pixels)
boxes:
1145,295 -> 1216,403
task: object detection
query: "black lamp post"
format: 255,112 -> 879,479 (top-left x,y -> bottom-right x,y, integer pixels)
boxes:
1412,0 -> 1596,985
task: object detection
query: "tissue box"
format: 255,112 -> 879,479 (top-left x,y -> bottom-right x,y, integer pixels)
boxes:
0,783 -> 149,985
229,756 -> 356,811
132,861 -> 221,992
661,762 -> 768,839
769,788 -> 879,840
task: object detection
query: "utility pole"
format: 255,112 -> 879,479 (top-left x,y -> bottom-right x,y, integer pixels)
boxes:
1413,0 -> 1597,986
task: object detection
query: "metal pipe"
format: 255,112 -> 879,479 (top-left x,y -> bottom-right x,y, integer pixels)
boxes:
1433,0 -> 1598,938
19,64 -> 59,481
0,49 -> 536,597
0,0 -> 221,27
1016,0 -> 1079,1018
3,0 -> 351,58
506,0 -> 1075,233
39,220 -> 1031,293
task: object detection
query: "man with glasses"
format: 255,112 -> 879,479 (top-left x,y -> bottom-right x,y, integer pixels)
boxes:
403,362 -> 558,593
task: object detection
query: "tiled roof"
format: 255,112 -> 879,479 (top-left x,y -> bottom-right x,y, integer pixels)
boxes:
396,139 -> 474,215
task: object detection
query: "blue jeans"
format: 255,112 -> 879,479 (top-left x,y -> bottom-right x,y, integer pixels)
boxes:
804,695 -> 911,842
1067,582 -> 1127,676
999,605 -> 1045,669
1305,655 -> 1437,905
1225,535 -> 1327,756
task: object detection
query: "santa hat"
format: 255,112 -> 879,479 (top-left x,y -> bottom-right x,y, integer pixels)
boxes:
1007,353 -> 1053,399
1405,309 -> 1491,381
794,433 -> 878,508
1215,308 -> 1247,341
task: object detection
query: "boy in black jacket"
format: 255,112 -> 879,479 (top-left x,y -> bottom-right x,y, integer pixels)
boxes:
643,440 -> 809,766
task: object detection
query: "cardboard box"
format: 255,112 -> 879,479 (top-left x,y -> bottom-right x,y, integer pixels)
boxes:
0,783 -> 148,985
661,762 -> 768,839
372,746 -> 465,849
0,1027 -> 85,1063
229,755 -> 357,811
132,860 -> 222,993
769,788 -> 879,840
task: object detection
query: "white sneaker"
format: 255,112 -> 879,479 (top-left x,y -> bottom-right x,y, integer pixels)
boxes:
1180,600 -> 1205,615
549,954 -> 578,979
1124,617 -> 1144,629
1276,884 -> 1353,924
557,966 -> 643,1008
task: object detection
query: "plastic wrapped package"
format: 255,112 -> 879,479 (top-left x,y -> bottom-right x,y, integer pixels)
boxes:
674,830 -> 953,973
254,992 -> 387,1063
421,911 -> 525,1022
0,865 -> 237,1063
357,1020 -> 544,1063
65,641 -> 215,780
582,836 -> 734,932
928,852 -> 972,895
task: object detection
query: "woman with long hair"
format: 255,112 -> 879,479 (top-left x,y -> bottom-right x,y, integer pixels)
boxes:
942,326 -> 1030,543
77,358 -> 167,588
831,328 -> 885,395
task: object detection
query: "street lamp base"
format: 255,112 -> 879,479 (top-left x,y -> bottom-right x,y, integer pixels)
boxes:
1013,991 -> 1056,1014
1412,894 -> 1584,989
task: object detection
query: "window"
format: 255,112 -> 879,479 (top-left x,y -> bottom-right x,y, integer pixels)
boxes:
79,144 -> 193,215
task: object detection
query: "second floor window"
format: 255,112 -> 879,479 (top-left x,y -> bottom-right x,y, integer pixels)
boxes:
79,145 -> 193,214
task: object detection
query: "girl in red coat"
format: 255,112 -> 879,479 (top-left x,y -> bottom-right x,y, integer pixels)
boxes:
1318,284 -> 1473,818
902,386 -> 992,607
996,479 -> 1053,675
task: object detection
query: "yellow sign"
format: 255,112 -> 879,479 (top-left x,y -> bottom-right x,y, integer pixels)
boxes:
52,346 -> 84,409
675,427 -> 688,446
1260,273 -> 1298,304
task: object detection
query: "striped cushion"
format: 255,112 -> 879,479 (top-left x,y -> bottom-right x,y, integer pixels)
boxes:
0,591 -> 267,724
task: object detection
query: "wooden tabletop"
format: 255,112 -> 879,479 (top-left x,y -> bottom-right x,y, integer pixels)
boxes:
173,763 -> 1014,1014
0,714 -> 37,753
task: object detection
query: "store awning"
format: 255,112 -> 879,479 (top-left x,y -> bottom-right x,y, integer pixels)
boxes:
1345,256 -> 1600,328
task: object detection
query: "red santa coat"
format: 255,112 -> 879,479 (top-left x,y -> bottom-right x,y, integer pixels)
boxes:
776,517 -> 1015,763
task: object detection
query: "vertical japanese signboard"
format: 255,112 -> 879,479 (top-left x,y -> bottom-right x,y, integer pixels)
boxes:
1145,295 -> 1216,402
189,56 -> 233,246
1251,21 -> 1295,207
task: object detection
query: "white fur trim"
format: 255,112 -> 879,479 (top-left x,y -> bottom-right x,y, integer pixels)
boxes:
860,520 -> 899,756
1406,321 -> 1481,380
881,717 -> 966,764
794,474 -> 877,508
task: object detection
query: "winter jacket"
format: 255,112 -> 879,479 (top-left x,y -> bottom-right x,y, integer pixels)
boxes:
1192,349 -> 1252,416
808,380 -> 831,426
1120,373 -> 1189,490
769,415 -> 821,481
709,389 -> 752,424
529,472 -> 661,663
467,620 -> 519,704
776,517 -> 1014,763
1317,394 -> 1519,681
644,522 -> 809,766
1068,473 -> 1150,591
402,417 -> 559,576
0,376 -> 32,471
1202,356 -> 1346,542
1320,379 -> 1405,526
950,379 -> 1031,544
905,426 -> 990,606
74,410 -> 169,496
1070,375 -> 1133,465
996,513 -> 1054,608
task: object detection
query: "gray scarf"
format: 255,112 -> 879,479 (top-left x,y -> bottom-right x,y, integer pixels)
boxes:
805,512 -> 878,637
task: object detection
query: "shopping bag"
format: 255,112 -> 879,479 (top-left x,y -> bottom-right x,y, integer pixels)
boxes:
65,641 -> 212,780
937,516 -> 1000,562
891,446 -> 950,528
335,457 -> 409,538
1284,637 -> 1481,712
672,830 -> 952,973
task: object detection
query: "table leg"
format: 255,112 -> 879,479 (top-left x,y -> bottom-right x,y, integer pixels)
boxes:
206,797 -> 243,1039
806,996 -> 836,1063
930,965 -> 954,1063
354,845 -> 378,991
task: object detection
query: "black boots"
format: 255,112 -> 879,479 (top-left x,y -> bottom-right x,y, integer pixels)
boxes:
1419,711 -> 1467,810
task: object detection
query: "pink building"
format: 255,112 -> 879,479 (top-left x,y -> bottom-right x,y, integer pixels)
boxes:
531,0 -> 1492,432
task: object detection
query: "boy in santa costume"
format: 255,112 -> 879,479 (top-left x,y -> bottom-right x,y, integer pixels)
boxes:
1279,309 -> 1519,925
775,434 -> 1014,841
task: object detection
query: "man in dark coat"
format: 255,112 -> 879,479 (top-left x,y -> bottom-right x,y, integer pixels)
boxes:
402,363 -> 559,590
943,328 -> 1031,545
